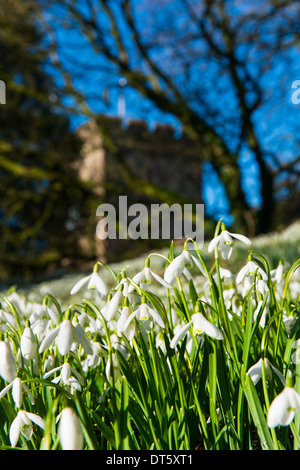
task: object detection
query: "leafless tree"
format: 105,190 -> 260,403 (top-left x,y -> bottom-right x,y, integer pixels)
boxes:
40,0 -> 300,234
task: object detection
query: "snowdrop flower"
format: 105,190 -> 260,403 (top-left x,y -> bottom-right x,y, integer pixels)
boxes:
30,304 -> 59,325
283,314 -> 296,335
20,323 -> 37,361
29,304 -> 59,342
43,353 -> 56,373
81,342 -> 104,372
156,332 -> 167,355
70,268 -> 108,298
217,267 -> 233,281
252,278 -> 270,327
164,249 -> 206,285
110,333 -> 129,359
101,290 -> 123,322
128,260 -> 173,293
236,257 -> 268,285
0,339 -> 17,383
270,260 -> 284,284
10,410 -> 45,447
268,385 -> 300,428
0,377 -> 35,408
253,300 -> 268,328
44,362 -> 84,394
117,305 -> 137,342
0,309 -> 17,332
123,302 -> 165,331
113,277 -> 142,307
6,292 -> 32,318
256,278 -> 269,297
208,225 -> 251,260
58,408 -> 84,450
247,358 -> 285,386
170,311 -> 223,349
106,352 -> 120,384
39,319 -> 93,356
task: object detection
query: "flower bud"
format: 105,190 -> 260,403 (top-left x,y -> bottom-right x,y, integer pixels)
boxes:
12,377 -> 23,408
57,320 -> 73,356
0,340 -> 17,383
58,408 -> 84,450
20,325 -> 37,361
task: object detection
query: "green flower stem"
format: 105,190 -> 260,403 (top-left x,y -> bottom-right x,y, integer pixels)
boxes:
176,277 -> 191,321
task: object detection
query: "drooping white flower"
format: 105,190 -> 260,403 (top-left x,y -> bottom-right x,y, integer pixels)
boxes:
81,342 -> 104,372
0,309 -> 17,333
267,386 -> 300,428
109,333 -> 129,360
164,249 -> 206,285
39,319 -> 93,356
0,377 -> 35,408
128,266 -> 173,293
70,271 -> 108,298
270,260 -> 284,284
123,302 -> 165,331
101,290 -> 123,322
253,299 -> 268,328
20,324 -> 37,361
44,362 -> 84,394
156,332 -> 167,355
29,304 -> 59,342
247,358 -> 285,386
0,339 -> 17,383
208,228 -> 251,260
283,314 -> 296,336
236,259 -> 268,285
58,408 -> 84,450
117,306 -> 137,342
170,312 -> 223,349
9,410 -> 45,447
43,353 -> 56,373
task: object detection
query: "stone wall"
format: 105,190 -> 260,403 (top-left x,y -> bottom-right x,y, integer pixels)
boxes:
76,116 -> 203,262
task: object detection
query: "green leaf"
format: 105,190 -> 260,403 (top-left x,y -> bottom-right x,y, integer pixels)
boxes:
117,376 -> 130,450
92,411 -> 116,449
243,373 -> 276,450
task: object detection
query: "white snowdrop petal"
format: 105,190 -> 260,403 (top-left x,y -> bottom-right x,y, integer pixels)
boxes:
170,321 -> 193,349
70,275 -> 91,295
0,340 -> 17,383
164,253 -> 186,284
208,235 -> 221,253
12,378 -> 23,409
73,324 -> 93,355
236,265 -> 249,284
230,232 -> 251,245
57,321 -> 74,356
9,415 -> 22,447
39,326 -> 61,354
25,411 -> 45,430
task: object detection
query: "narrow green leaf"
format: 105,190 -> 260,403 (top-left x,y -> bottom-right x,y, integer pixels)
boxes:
243,373 -> 275,450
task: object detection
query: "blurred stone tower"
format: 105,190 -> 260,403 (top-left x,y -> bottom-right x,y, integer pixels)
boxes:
76,116 -> 203,262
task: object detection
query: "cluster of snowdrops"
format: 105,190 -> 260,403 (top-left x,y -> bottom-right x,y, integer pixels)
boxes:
1,221 -> 300,450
